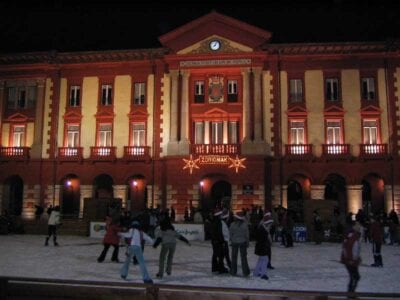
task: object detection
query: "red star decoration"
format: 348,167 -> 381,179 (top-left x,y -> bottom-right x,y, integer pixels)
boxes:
183,155 -> 200,174
228,155 -> 246,173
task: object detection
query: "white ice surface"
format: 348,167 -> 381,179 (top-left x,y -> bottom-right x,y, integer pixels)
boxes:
0,234 -> 399,293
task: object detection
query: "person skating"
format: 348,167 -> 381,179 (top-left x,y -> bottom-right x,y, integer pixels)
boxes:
119,221 -> 154,284
97,216 -> 122,263
45,205 -> 61,246
229,211 -> 250,277
369,214 -> 384,267
253,212 -> 273,280
341,221 -> 362,294
153,218 -> 190,278
210,208 -> 229,274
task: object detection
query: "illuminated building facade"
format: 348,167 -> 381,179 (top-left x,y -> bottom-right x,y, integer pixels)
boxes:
1,11 -> 400,226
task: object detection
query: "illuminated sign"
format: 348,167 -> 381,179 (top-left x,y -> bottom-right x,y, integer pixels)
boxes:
183,154 -> 246,173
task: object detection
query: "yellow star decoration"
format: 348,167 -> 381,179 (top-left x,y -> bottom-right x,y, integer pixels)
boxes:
183,154 -> 200,174
228,155 -> 246,173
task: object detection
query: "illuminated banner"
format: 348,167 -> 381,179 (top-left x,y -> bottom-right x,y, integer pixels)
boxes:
183,154 -> 246,174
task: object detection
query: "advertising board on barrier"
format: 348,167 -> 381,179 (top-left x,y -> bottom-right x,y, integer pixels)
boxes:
90,222 -> 106,238
293,225 -> 307,242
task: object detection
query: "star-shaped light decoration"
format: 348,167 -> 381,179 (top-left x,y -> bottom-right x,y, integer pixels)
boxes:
228,155 -> 246,173
183,154 -> 200,174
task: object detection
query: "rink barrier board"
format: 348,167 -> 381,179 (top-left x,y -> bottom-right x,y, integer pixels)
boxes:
1,276 -> 400,300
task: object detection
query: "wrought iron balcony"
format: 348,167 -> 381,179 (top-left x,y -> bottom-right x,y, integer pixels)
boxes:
90,146 -> 116,161
58,147 -> 83,161
0,147 -> 30,160
360,144 -> 387,158
191,144 -> 240,155
123,146 -> 151,161
285,144 -> 313,160
322,144 -> 351,156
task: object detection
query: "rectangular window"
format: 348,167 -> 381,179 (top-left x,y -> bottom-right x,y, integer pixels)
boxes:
67,125 -> 79,147
7,87 -> 17,109
326,78 -> 339,101
228,121 -> 238,144
101,84 -> 113,106
69,86 -> 81,107
361,78 -> 375,100
290,121 -> 305,144
98,124 -> 112,146
134,82 -> 146,105
12,126 -> 25,147
363,120 -> 378,144
211,122 -> 223,144
227,80 -> 238,102
289,79 -> 303,102
194,81 -> 205,103
132,123 -> 146,146
26,86 -> 36,109
17,87 -> 26,108
194,122 -> 204,144
7,85 -> 36,109
326,120 -> 341,144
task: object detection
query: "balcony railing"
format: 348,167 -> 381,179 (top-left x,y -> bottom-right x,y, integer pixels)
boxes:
0,147 -> 30,160
191,144 -> 240,155
58,147 -> 83,161
90,147 -> 116,161
285,144 -> 313,158
322,144 -> 350,155
123,146 -> 151,161
360,144 -> 387,158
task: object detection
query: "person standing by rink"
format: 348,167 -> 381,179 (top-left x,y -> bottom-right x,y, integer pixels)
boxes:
119,221 -> 154,284
210,208 -> 229,274
97,216 -> 122,263
253,212 -> 273,280
341,221 -> 362,293
45,205 -> 61,246
221,209 -> 231,271
229,211 -> 250,277
153,218 -> 190,278
369,214 -> 384,267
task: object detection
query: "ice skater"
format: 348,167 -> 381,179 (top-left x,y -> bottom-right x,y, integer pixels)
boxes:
369,214 -> 383,267
253,212 -> 273,280
45,205 -> 61,246
97,216 -> 122,263
153,218 -> 190,278
119,220 -> 154,284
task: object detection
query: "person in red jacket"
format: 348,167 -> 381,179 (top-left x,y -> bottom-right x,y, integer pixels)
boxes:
97,216 -> 122,263
341,221 -> 362,293
369,214 -> 384,267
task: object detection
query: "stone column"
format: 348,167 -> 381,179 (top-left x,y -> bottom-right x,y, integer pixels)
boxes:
310,185 -> 325,200
79,185 -> 93,218
169,70 -> 179,142
179,70 -> 190,154
223,120 -> 228,144
253,67 -> 263,142
281,185 -> 288,208
31,78 -> 46,158
384,185 -> 393,213
113,185 -> 128,209
241,68 -> 251,141
204,121 -> 210,144
346,185 -> 363,214
146,185 -> 153,209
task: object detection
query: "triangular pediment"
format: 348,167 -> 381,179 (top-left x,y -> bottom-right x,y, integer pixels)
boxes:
63,110 -> 82,121
360,105 -> 382,116
286,105 -> 308,116
324,105 -> 346,116
5,112 -> 29,122
95,110 -> 115,119
159,11 -> 272,54
204,108 -> 229,118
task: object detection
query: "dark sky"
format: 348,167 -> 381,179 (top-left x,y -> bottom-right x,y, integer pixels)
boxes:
1,0 -> 400,53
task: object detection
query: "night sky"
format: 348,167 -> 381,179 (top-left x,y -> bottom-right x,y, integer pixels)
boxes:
1,0 -> 400,53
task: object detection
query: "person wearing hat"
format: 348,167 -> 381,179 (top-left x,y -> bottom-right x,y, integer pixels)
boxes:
229,211 -> 250,277
119,220 -> 154,284
369,214 -> 384,267
341,221 -> 362,293
210,207 -> 229,274
253,212 -> 273,280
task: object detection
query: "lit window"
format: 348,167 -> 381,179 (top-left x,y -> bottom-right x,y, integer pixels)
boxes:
194,81 -> 205,103
211,122 -> 223,144
132,123 -> 145,146
101,84 -> 113,106
12,126 -> 25,147
227,80 -> 238,102
289,79 -> 303,102
98,124 -> 112,146
361,78 -> 375,100
69,86 -> 81,107
326,78 -> 339,101
228,121 -> 238,144
326,120 -> 342,144
290,121 -> 305,144
67,125 -> 79,147
194,122 -> 204,144
134,83 -> 146,105
363,120 -> 378,144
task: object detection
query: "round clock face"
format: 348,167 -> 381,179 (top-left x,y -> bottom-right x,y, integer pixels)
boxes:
209,40 -> 221,51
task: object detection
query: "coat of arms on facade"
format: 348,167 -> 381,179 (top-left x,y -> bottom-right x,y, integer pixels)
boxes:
208,75 -> 224,103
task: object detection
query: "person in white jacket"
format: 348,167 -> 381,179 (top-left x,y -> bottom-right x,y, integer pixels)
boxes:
119,220 -> 154,284
45,206 -> 61,246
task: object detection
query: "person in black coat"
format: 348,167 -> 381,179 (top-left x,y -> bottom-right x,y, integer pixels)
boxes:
253,213 -> 273,280
210,208 -> 229,274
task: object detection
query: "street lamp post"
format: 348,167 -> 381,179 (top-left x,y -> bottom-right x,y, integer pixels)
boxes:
200,181 -> 204,210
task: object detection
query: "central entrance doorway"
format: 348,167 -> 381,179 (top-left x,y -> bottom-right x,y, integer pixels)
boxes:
211,180 -> 232,209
